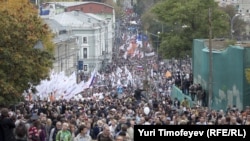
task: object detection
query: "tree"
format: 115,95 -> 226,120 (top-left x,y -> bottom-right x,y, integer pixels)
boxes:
246,68 -> 250,84
133,0 -> 157,16
103,0 -> 124,20
150,0 -> 229,59
0,0 -> 54,105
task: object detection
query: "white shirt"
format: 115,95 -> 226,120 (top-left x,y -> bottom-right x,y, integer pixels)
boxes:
74,133 -> 92,141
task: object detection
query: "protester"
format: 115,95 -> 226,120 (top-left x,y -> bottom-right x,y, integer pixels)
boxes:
74,125 -> 91,141
0,108 -> 16,141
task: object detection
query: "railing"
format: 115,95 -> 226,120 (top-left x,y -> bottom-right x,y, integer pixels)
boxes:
170,85 -> 194,107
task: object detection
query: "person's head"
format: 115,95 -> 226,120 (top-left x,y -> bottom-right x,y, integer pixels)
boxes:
121,124 -> 128,132
230,116 -> 237,124
56,121 -> 62,130
33,120 -> 41,129
46,118 -> 52,126
199,116 -> 205,123
102,125 -> 111,136
78,125 -> 88,135
69,124 -> 76,132
110,119 -> 117,126
97,120 -> 103,127
130,119 -> 135,127
120,116 -> 126,124
40,116 -> 47,124
1,108 -> 9,118
85,121 -> 91,129
62,122 -> 69,131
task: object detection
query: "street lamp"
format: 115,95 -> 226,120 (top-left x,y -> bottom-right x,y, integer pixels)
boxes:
34,40 -> 44,50
146,31 -> 160,60
229,13 -> 244,40
157,31 -> 160,60
75,44 -> 82,83
32,40 -> 44,101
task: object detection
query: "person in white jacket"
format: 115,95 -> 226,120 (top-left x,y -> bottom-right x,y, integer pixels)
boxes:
74,125 -> 92,141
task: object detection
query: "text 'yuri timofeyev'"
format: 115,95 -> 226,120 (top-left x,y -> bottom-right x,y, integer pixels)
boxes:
138,129 -> 204,138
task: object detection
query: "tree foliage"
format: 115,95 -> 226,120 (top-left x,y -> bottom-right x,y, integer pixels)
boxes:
103,0 -> 124,19
246,68 -> 250,84
0,0 -> 54,105
149,0 -> 229,59
133,0 -> 161,16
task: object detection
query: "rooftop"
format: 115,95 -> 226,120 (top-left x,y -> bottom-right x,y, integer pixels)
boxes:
46,1 -> 113,8
47,2 -> 88,7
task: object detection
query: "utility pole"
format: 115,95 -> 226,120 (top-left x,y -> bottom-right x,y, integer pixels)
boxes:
208,8 -> 213,108
142,33 -> 149,98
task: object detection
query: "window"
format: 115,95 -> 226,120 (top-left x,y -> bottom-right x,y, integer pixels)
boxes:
76,36 -> 80,44
59,30 -> 67,35
83,48 -> 87,58
84,65 -> 87,71
83,37 -> 87,44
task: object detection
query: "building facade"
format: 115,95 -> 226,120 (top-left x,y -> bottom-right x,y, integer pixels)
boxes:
41,2 -> 115,81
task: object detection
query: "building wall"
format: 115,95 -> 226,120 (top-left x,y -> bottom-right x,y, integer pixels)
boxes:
65,2 -> 115,73
54,38 -> 77,76
192,39 -> 250,110
215,0 -> 239,7
238,0 -> 250,14
45,2 -> 115,76
65,2 -> 116,32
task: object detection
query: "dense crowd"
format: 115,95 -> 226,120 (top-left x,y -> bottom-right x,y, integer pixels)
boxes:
1,6 -> 250,141
1,92 -> 250,141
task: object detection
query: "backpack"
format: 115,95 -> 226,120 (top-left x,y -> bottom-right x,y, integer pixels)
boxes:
15,122 -> 27,138
29,126 -> 40,141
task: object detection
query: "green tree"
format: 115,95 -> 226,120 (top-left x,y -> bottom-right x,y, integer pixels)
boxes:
133,0 -> 160,16
0,0 -> 54,105
150,0 -> 229,59
104,0 -> 124,20
246,68 -> 250,84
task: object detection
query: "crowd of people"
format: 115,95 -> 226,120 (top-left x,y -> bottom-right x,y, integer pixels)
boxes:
1,6 -> 250,141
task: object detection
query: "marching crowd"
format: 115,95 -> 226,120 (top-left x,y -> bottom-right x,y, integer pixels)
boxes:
1,30 -> 249,141
1,8 -> 249,141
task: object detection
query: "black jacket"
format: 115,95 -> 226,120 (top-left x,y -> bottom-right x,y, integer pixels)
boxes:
0,117 -> 16,141
134,89 -> 145,101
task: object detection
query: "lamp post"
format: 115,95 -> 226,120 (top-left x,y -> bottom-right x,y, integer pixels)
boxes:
146,31 -> 160,59
33,40 -> 44,101
157,31 -> 160,61
75,43 -> 82,83
141,32 -> 148,97
208,8 -> 213,108
34,40 -> 44,50
229,13 -> 244,40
